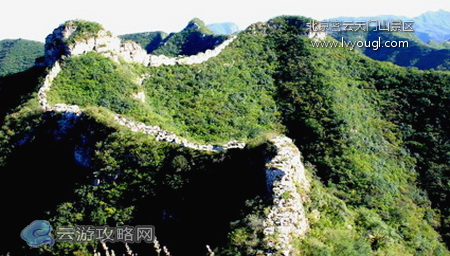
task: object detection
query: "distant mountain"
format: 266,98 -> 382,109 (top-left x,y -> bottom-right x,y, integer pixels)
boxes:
364,31 -> 450,70
207,22 -> 240,35
330,10 -> 450,43
332,29 -> 450,70
414,10 -> 450,42
119,18 -> 228,56
152,18 -> 228,56
0,39 -> 44,76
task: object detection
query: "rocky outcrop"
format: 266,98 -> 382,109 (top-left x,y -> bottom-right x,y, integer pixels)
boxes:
42,25 -> 74,66
264,136 -> 310,256
41,21 -> 236,67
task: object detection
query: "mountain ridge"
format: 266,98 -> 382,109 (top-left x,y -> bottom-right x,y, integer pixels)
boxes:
0,16 -> 449,255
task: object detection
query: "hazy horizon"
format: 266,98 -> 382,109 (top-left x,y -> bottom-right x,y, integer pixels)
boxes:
1,0 -> 450,42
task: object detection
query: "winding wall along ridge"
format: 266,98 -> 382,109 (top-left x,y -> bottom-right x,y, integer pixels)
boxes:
36,24 -> 312,255
38,33 -> 243,151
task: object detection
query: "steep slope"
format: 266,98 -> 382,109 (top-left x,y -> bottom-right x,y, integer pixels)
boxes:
0,17 -> 449,256
0,39 -> 44,76
266,16 -> 449,255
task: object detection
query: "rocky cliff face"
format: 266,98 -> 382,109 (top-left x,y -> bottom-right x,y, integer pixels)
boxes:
41,23 -> 148,67
40,21 -> 235,68
42,24 -> 74,66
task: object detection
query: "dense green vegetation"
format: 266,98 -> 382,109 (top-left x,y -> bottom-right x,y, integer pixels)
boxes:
151,18 -> 229,56
0,15 -> 449,256
0,100 -> 272,255
0,39 -> 43,76
121,18 -> 228,57
0,66 -> 45,124
46,53 -> 142,115
47,33 -> 283,144
266,16 -> 449,254
119,31 -> 167,53
63,20 -> 105,44
367,67 -> 450,247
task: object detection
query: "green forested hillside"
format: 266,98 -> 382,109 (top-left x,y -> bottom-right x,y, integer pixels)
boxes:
0,39 -> 44,76
120,20 -> 237,55
119,31 -> 167,53
267,17 -> 450,254
0,16 -> 449,256
120,18 -> 228,57
46,32 -> 282,144
151,18 -> 228,56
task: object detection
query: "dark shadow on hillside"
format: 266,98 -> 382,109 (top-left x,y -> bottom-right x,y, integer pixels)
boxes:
0,115 -> 93,255
0,66 -> 46,122
125,145 -> 272,255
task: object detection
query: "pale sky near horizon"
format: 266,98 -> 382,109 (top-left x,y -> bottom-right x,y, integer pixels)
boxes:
1,0 -> 449,42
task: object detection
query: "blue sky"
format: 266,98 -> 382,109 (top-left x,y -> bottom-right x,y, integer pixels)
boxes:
1,0 -> 449,41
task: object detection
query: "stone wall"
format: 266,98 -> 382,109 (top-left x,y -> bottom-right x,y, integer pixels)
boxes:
36,64 -> 245,152
148,36 -> 236,67
36,25 -> 243,152
264,136 -> 310,256
113,115 -> 245,151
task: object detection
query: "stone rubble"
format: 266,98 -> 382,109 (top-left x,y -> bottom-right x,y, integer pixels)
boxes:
113,115 -> 245,151
264,136 -> 310,256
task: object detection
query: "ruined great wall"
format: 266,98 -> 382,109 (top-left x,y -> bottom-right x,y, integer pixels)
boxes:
37,22 -> 312,255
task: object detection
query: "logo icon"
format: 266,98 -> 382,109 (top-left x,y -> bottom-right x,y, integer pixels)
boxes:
21,220 -> 55,247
